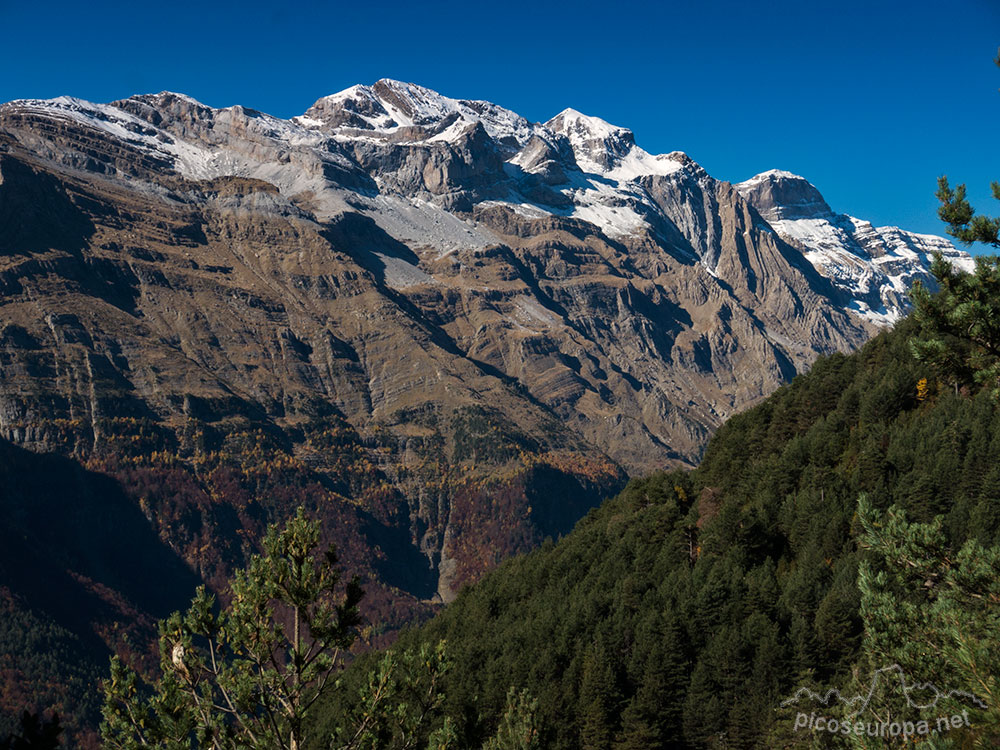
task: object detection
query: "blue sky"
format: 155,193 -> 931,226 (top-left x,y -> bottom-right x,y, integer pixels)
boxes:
4,0 -> 998,242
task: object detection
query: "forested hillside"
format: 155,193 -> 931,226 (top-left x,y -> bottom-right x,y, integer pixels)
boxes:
316,274 -> 1000,748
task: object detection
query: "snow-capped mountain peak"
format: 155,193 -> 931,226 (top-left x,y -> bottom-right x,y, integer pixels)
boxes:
546,107 -> 632,142
542,107 -> 685,181
545,107 -> 636,173
736,169 -> 833,222
301,79 -> 536,147
311,79 -> 460,129
736,169 -> 973,325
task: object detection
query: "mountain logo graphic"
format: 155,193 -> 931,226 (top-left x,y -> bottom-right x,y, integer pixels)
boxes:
781,665 -> 987,718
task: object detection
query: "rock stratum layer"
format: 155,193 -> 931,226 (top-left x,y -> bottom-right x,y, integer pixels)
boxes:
0,79 -> 971,738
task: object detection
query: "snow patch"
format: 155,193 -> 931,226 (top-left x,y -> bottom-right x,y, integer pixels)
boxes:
769,211 -> 973,326
737,169 -> 806,187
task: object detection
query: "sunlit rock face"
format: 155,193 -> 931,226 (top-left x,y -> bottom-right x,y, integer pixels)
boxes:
0,81 -> 968,613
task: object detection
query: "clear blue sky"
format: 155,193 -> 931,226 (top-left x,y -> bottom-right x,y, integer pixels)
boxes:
3,0 -> 998,242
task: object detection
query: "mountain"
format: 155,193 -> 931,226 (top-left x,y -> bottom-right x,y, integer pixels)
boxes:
0,79 -> 971,736
0,81 -> 968,473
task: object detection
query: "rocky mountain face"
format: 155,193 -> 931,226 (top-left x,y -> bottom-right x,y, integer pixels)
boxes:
0,79 -> 970,734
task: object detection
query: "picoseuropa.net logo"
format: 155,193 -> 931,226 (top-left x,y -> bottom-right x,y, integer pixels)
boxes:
781,664 -> 986,740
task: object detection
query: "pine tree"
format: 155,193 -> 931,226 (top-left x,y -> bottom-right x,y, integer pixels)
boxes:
577,644 -> 620,750
935,176 -> 1000,248
935,51 -> 1000,249
482,688 -> 541,750
856,495 -> 1000,745
100,508 -> 363,750
615,656 -> 688,750
615,667 -> 664,750
913,50 -> 1000,397
910,253 -> 1000,395
682,656 -> 727,746
332,641 -> 458,750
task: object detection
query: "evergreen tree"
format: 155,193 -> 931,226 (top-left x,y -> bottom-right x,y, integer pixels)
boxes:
910,253 -> 1000,394
856,495 -> 1000,746
682,655 -> 727,746
917,50 -> 1000,395
101,508 -> 363,750
935,50 -> 1000,249
615,667 -> 666,750
615,657 -> 687,750
577,644 -> 619,750
482,688 -> 541,750
935,176 -> 1000,248
331,641 -> 458,750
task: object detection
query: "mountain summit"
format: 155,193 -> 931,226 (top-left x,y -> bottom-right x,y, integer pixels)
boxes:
735,169 -> 968,324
